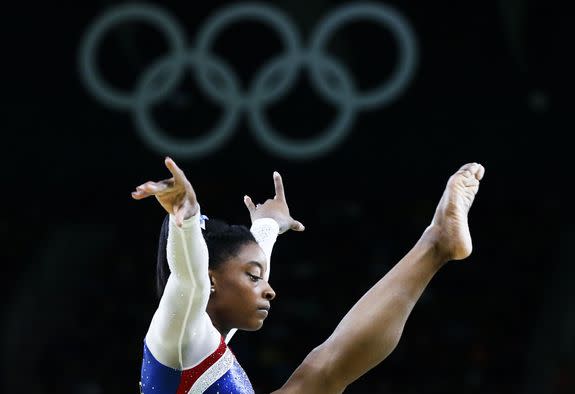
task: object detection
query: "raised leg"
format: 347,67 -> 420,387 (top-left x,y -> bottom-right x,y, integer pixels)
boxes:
274,163 -> 485,394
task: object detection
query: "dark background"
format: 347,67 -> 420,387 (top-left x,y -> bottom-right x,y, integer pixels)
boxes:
2,0 -> 569,393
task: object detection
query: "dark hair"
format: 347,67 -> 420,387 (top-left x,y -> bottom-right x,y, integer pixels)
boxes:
156,214 -> 257,298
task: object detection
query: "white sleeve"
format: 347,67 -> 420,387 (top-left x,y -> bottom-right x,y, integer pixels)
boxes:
225,218 -> 280,344
145,213 -> 220,370
250,218 -> 280,282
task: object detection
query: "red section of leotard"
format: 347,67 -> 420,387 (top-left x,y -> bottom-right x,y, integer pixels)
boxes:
175,337 -> 227,394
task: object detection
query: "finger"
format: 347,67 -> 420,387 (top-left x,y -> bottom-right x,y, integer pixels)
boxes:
140,180 -> 171,194
131,181 -> 165,199
290,220 -> 305,231
244,195 -> 256,213
131,190 -> 152,200
164,157 -> 187,186
273,171 -> 286,201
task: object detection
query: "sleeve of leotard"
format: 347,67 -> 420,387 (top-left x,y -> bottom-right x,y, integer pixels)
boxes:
145,213 -> 221,369
250,218 -> 280,282
225,218 -> 280,344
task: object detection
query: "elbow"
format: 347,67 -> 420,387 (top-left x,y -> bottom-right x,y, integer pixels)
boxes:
172,276 -> 211,301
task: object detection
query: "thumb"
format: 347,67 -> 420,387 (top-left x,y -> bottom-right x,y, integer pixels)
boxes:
290,219 -> 305,231
244,195 -> 256,213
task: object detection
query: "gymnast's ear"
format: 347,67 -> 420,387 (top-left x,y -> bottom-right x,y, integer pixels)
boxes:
208,270 -> 217,294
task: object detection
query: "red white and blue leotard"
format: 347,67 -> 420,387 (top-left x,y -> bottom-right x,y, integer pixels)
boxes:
140,213 -> 279,394
141,336 -> 254,393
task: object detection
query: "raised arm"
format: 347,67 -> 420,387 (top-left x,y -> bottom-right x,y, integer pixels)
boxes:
245,171 -> 305,280
225,171 -> 305,344
132,158 -> 220,369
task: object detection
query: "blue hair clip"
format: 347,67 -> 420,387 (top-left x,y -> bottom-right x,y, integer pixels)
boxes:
199,214 -> 209,230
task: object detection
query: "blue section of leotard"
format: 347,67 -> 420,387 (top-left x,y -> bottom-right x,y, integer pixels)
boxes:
203,357 -> 255,394
140,341 -> 182,394
140,339 -> 255,393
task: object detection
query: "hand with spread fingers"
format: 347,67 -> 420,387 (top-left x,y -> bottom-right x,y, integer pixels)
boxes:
244,171 -> 305,234
131,157 -> 199,227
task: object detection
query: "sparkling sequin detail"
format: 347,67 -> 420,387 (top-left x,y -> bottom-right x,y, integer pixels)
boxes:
188,348 -> 233,393
202,358 -> 255,394
175,338 -> 227,393
250,219 -> 279,243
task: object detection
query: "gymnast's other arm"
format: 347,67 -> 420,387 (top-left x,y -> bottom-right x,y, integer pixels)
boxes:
225,171 -> 305,343
132,157 -> 220,369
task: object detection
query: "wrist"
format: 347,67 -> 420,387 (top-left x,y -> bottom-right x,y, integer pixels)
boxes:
181,201 -> 200,220
171,205 -> 202,229
252,217 -> 280,229
251,218 -> 280,237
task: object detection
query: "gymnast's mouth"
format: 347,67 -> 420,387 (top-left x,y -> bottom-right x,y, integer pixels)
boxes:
257,305 -> 270,316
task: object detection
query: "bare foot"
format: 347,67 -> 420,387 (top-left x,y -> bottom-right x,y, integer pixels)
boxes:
428,163 -> 485,261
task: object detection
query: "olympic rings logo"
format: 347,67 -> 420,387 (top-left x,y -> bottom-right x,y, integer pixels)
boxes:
79,3 -> 418,160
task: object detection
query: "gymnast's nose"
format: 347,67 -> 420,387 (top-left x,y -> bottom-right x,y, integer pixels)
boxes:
263,282 -> 276,301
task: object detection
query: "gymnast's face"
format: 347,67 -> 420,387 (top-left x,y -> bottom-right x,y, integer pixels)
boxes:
207,241 -> 276,333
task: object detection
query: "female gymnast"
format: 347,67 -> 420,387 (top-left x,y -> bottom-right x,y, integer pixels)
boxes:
132,157 -> 485,393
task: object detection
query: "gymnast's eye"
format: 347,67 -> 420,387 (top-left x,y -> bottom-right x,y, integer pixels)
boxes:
247,273 -> 262,282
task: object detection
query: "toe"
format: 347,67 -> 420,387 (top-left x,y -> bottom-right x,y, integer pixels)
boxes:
458,162 -> 477,172
475,164 -> 485,180
457,163 -> 484,180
